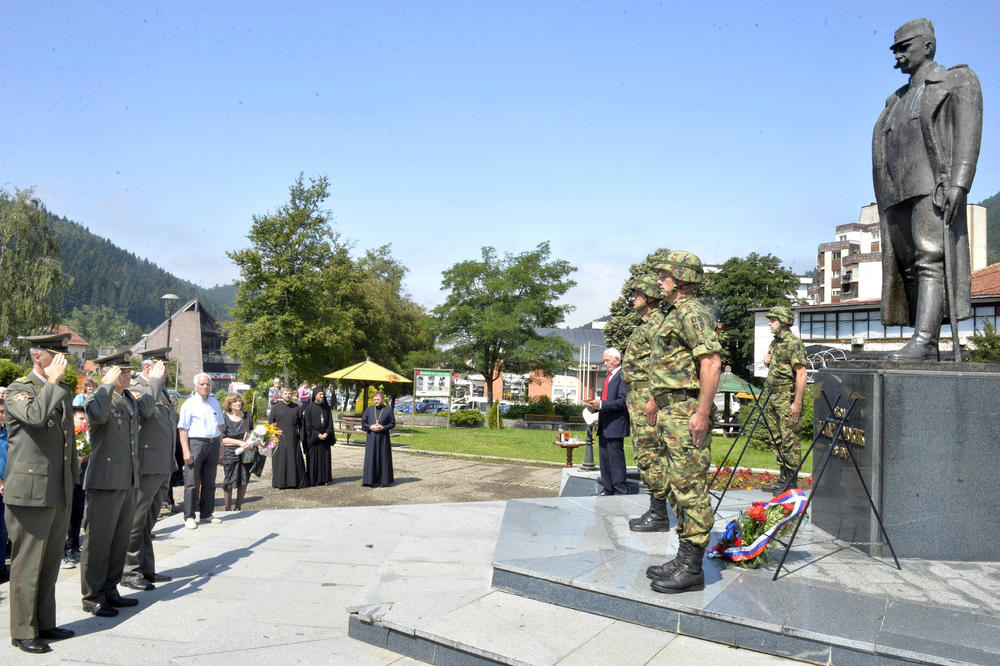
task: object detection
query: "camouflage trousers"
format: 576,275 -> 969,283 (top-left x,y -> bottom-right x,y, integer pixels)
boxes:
627,390 -> 667,501
763,385 -> 800,470
654,398 -> 713,548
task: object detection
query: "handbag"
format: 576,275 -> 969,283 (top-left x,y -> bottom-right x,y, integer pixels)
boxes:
250,451 -> 267,477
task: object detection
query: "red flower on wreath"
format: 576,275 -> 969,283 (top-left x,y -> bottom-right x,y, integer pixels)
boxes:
734,537 -> 742,546
747,505 -> 767,522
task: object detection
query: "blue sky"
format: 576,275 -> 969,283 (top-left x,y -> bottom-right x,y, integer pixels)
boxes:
3,1 -> 998,326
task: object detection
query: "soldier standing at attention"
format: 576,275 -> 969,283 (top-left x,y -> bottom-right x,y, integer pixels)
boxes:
81,351 -> 156,617
642,252 -> 722,595
761,306 -> 808,495
121,348 -> 173,591
5,333 -> 80,654
623,273 -> 671,532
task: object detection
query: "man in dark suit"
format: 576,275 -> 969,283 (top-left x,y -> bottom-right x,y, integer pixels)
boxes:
585,348 -> 630,495
5,333 -> 80,654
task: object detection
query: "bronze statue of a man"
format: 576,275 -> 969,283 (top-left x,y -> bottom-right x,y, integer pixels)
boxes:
872,18 -> 982,360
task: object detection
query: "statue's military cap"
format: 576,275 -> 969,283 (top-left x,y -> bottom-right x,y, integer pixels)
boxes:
140,346 -> 172,362
20,332 -> 71,354
653,250 -> 704,284
891,18 -> 934,50
766,305 -> 794,326
95,349 -> 132,369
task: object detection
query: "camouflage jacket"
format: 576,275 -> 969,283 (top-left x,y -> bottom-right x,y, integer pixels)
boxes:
621,307 -> 665,386
649,296 -> 722,394
765,328 -> 807,386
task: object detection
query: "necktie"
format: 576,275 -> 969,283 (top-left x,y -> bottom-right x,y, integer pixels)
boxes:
602,373 -> 611,401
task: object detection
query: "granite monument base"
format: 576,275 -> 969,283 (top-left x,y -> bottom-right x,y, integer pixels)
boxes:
814,361 -> 1000,561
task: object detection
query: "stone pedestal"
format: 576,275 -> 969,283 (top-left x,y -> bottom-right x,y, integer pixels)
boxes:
813,361 -> 1000,561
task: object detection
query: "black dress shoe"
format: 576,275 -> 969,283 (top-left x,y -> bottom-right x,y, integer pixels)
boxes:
82,602 -> 118,617
11,638 -> 52,654
38,627 -> 75,641
106,594 -> 139,607
121,578 -> 155,591
594,489 -> 612,496
145,573 -> 172,583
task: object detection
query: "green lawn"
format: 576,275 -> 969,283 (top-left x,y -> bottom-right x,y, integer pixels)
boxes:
394,426 -> 813,473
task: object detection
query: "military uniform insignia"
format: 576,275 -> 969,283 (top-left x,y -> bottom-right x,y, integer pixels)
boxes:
13,392 -> 29,401
47,419 -> 55,427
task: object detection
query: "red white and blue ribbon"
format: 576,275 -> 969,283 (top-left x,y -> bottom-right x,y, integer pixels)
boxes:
721,489 -> 808,562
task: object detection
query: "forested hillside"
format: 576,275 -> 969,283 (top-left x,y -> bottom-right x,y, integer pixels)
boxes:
50,213 -> 235,330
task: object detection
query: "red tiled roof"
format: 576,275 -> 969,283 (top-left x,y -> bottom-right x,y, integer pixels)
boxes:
972,263 -> 1000,296
42,325 -> 89,347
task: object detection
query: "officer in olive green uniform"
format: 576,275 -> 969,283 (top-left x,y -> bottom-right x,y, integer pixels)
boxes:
623,274 -> 672,532
122,347 -> 173,591
760,306 -> 808,495
81,351 -> 155,617
5,333 -> 80,654
642,252 -> 722,595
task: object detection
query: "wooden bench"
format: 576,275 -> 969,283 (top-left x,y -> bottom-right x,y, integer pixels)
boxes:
334,413 -> 405,446
524,414 -> 561,422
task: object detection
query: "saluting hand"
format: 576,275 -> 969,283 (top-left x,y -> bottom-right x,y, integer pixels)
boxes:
45,353 -> 68,383
103,365 -> 122,386
149,360 -> 167,380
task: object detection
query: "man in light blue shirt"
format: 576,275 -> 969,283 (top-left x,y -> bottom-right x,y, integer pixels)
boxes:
177,373 -> 224,530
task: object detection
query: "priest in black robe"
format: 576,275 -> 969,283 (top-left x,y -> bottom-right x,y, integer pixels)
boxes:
302,387 -> 335,486
269,387 -> 307,489
361,391 -> 395,486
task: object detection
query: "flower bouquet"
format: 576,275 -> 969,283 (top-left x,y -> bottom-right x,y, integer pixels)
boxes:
245,423 -> 282,457
75,422 -> 91,460
707,489 -> 808,568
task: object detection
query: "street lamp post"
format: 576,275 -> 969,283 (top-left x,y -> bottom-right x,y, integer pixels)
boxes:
161,293 -> 180,386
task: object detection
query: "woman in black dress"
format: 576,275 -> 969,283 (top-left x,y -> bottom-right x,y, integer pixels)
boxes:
361,391 -> 395,486
302,387 -> 335,486
219,393 -> 253,510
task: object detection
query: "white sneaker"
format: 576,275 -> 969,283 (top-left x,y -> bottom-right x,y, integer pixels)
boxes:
200,515 -> 222,524
184,518 -> 198,530
60,555 -> 76,569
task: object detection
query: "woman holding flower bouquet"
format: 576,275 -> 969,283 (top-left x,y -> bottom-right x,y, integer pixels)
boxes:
219,393 -> 253,511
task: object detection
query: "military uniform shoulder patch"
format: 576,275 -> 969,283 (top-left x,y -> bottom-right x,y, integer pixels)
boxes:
12,392 -> 29,401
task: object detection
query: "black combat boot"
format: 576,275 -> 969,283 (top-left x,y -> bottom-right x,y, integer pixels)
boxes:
783,468 -> 799,492
761,467 -> 788,494
888,280 -> 943,361
645,550 -> 680,580
629,496 -> 671,532
649,540 -> 705,594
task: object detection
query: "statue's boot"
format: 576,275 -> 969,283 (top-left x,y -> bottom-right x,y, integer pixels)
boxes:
650,541 -> 705,594
629,496 -> 671,532
887,281 -> 943,361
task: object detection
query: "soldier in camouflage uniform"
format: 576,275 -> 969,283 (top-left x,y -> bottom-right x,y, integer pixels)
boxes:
643,251 -> 722,594
760,305 -> 808,494
622,274 -> 671,532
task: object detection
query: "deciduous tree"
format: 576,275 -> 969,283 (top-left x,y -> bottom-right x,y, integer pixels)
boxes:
434,243 -> 577,408
224,174 -> 355,384
0,189 -> 66,352
703,253 -> 799,376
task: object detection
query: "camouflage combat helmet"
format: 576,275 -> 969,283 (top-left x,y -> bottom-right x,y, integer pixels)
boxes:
630,273 -> 661,299
766,305 -> 794,326
653,250 -> 704,284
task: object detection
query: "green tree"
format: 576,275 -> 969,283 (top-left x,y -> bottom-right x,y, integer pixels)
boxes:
0,189 -> 67,349
224,174 -> 356,384
703,253 -> 799,377
969,321 -> 1000,363
65,304 -> 143,357
434,243 -> 577,409
603,248 -> 671,351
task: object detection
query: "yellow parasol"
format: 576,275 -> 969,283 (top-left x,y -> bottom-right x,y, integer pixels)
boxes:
324,359 -> 411,411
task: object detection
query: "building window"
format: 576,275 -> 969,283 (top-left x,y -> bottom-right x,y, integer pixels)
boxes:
973,305 -> 999,332
832,288 -> 840,296
838,235 -> 847,241
832,270 -> 840,278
